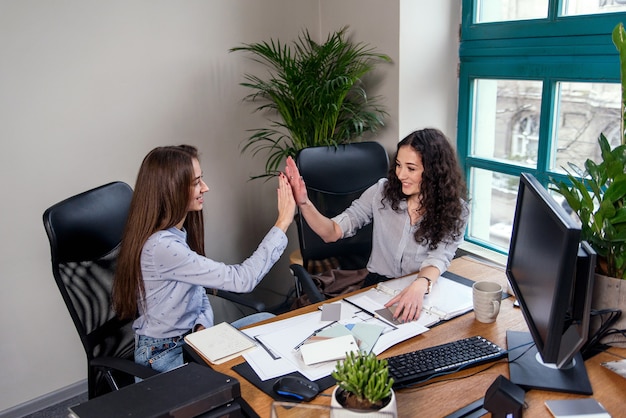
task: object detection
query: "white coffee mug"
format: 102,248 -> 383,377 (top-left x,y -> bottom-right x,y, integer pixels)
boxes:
472,281 -> 503,323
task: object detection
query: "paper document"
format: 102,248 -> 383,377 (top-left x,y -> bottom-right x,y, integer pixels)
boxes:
376,273 -> 473,321
601,358 -> 626,379
242,305 -> 428,382
344,289 -> 441,329
243,311 -> 341,381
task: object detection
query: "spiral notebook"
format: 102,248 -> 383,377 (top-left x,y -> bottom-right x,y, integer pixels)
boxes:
376,271 -> 474,321
345,271 -> 475,329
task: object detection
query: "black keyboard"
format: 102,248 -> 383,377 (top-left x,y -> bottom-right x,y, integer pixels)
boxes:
385,336 -> 507,388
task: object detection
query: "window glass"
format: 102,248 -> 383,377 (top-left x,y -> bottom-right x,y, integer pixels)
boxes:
460,0 -> 626,254
468,167 -> 576,251
467,168 -> 519,252
472,79 -> 543,168
476,0 -> 548,23
561,0 -> 626,17
552,81 -> 621,173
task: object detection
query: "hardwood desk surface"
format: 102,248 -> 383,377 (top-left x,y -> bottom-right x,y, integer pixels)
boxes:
209,256 -> 626,417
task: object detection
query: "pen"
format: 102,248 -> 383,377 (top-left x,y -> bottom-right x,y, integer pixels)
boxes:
343,298 -> 398,330
342,298 -> 377,318
253,335 -> 281,360
293,320 -> 338,351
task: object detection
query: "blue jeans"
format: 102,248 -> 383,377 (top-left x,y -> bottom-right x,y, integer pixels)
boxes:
135,312 -> 275,374
230,312 -> 275,329
134,334 -> 186,374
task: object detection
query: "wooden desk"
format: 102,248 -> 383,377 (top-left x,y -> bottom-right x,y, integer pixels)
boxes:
210,256 -> 626,417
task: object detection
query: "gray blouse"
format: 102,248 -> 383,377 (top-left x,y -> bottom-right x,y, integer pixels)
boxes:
133,225 -> 287,338
332,178 -> 468,278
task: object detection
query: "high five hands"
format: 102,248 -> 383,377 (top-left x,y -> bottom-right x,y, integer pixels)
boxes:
284,156 -> 308,206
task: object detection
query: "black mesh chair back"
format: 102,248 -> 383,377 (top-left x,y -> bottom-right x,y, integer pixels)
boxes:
295,142 -> 389,272
43,182 -> 157,398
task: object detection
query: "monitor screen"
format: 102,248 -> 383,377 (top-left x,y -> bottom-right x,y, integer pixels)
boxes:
505,173 -> 595,395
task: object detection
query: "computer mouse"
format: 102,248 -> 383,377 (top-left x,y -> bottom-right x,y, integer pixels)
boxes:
272,375 -> 320,401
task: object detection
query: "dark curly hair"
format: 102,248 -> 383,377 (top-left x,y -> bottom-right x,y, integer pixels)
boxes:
383,128 -> 467,250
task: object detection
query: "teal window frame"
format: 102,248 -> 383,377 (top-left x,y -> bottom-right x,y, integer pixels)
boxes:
457,0 -> 626,253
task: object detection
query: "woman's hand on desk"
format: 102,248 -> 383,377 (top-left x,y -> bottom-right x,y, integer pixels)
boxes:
384,279 -> 429,322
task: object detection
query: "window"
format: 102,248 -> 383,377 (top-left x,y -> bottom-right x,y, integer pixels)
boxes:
458,0 -> 626,253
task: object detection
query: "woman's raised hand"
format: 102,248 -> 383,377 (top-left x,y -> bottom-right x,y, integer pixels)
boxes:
285,156 -> 309,206
274,172 -> 296,232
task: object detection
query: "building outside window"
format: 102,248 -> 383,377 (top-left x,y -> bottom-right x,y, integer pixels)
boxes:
458,0 -> 626,253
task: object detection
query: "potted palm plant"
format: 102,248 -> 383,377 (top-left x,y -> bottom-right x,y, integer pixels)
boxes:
551,22 -> 626,341
231,26 -> 391,179
330,351 -> 396,417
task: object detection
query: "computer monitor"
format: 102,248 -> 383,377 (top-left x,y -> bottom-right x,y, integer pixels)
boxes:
505,173 -> 596,395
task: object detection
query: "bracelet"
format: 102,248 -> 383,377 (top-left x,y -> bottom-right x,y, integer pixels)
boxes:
416,276 -> 433,294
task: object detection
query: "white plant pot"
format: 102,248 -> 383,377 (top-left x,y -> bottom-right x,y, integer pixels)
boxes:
330,386 -> 398,418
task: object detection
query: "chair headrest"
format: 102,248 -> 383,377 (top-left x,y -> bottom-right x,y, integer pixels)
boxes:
296,142 -> 389,194
43,182 -> 133,263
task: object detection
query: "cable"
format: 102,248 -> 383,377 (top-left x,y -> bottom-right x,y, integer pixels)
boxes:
506,341 -> 536,364
583,308 -> 623,356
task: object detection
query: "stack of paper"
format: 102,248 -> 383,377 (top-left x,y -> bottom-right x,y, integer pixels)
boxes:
235,273 -> 474,383
241,303 -> 429,381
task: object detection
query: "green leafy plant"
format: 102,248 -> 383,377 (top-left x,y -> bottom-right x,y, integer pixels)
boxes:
231,26 -> 391,179
551,23 -> 626,279
331,351 -> 394,411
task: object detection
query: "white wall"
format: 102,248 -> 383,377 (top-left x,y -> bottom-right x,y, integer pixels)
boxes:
0,0 -> 460,413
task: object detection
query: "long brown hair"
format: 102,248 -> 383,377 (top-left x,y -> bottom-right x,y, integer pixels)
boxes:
383,128 -> 467,250
112,145 -> 205,319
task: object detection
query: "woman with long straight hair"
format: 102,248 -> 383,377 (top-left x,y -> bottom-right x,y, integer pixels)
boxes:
113,144 -> 295,373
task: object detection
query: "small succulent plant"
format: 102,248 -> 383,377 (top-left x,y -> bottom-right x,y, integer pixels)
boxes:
331,351 -> 394,410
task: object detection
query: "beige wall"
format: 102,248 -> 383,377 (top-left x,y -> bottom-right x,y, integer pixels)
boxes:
0,0 -> 460,412
399,0 -> 461,140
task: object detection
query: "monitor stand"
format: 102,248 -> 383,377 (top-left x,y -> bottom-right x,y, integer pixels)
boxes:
506,330 -> 592,395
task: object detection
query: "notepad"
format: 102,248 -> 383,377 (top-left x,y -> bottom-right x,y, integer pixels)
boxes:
601,358 -> 626,379
299,334 -> 359,365
184,322 -> 257,365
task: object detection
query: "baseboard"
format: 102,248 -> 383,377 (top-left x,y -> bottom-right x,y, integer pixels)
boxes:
0,379 -> 87,418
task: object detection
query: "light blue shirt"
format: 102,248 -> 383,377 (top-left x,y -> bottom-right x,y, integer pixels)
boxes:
133,226 -> 287,338
332,178 -> 469,278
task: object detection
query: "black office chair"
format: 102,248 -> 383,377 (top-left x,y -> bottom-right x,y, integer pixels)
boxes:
43,181 -> 266,398
290,142 -> 389,303
43,182 -> 158,398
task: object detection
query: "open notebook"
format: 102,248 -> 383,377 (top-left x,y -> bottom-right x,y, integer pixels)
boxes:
185,322 -> 257,365
345,271 -> 474,328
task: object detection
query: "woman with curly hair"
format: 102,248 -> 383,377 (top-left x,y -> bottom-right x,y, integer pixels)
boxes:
285,128 -> 468,322
113,144 -> 295,373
